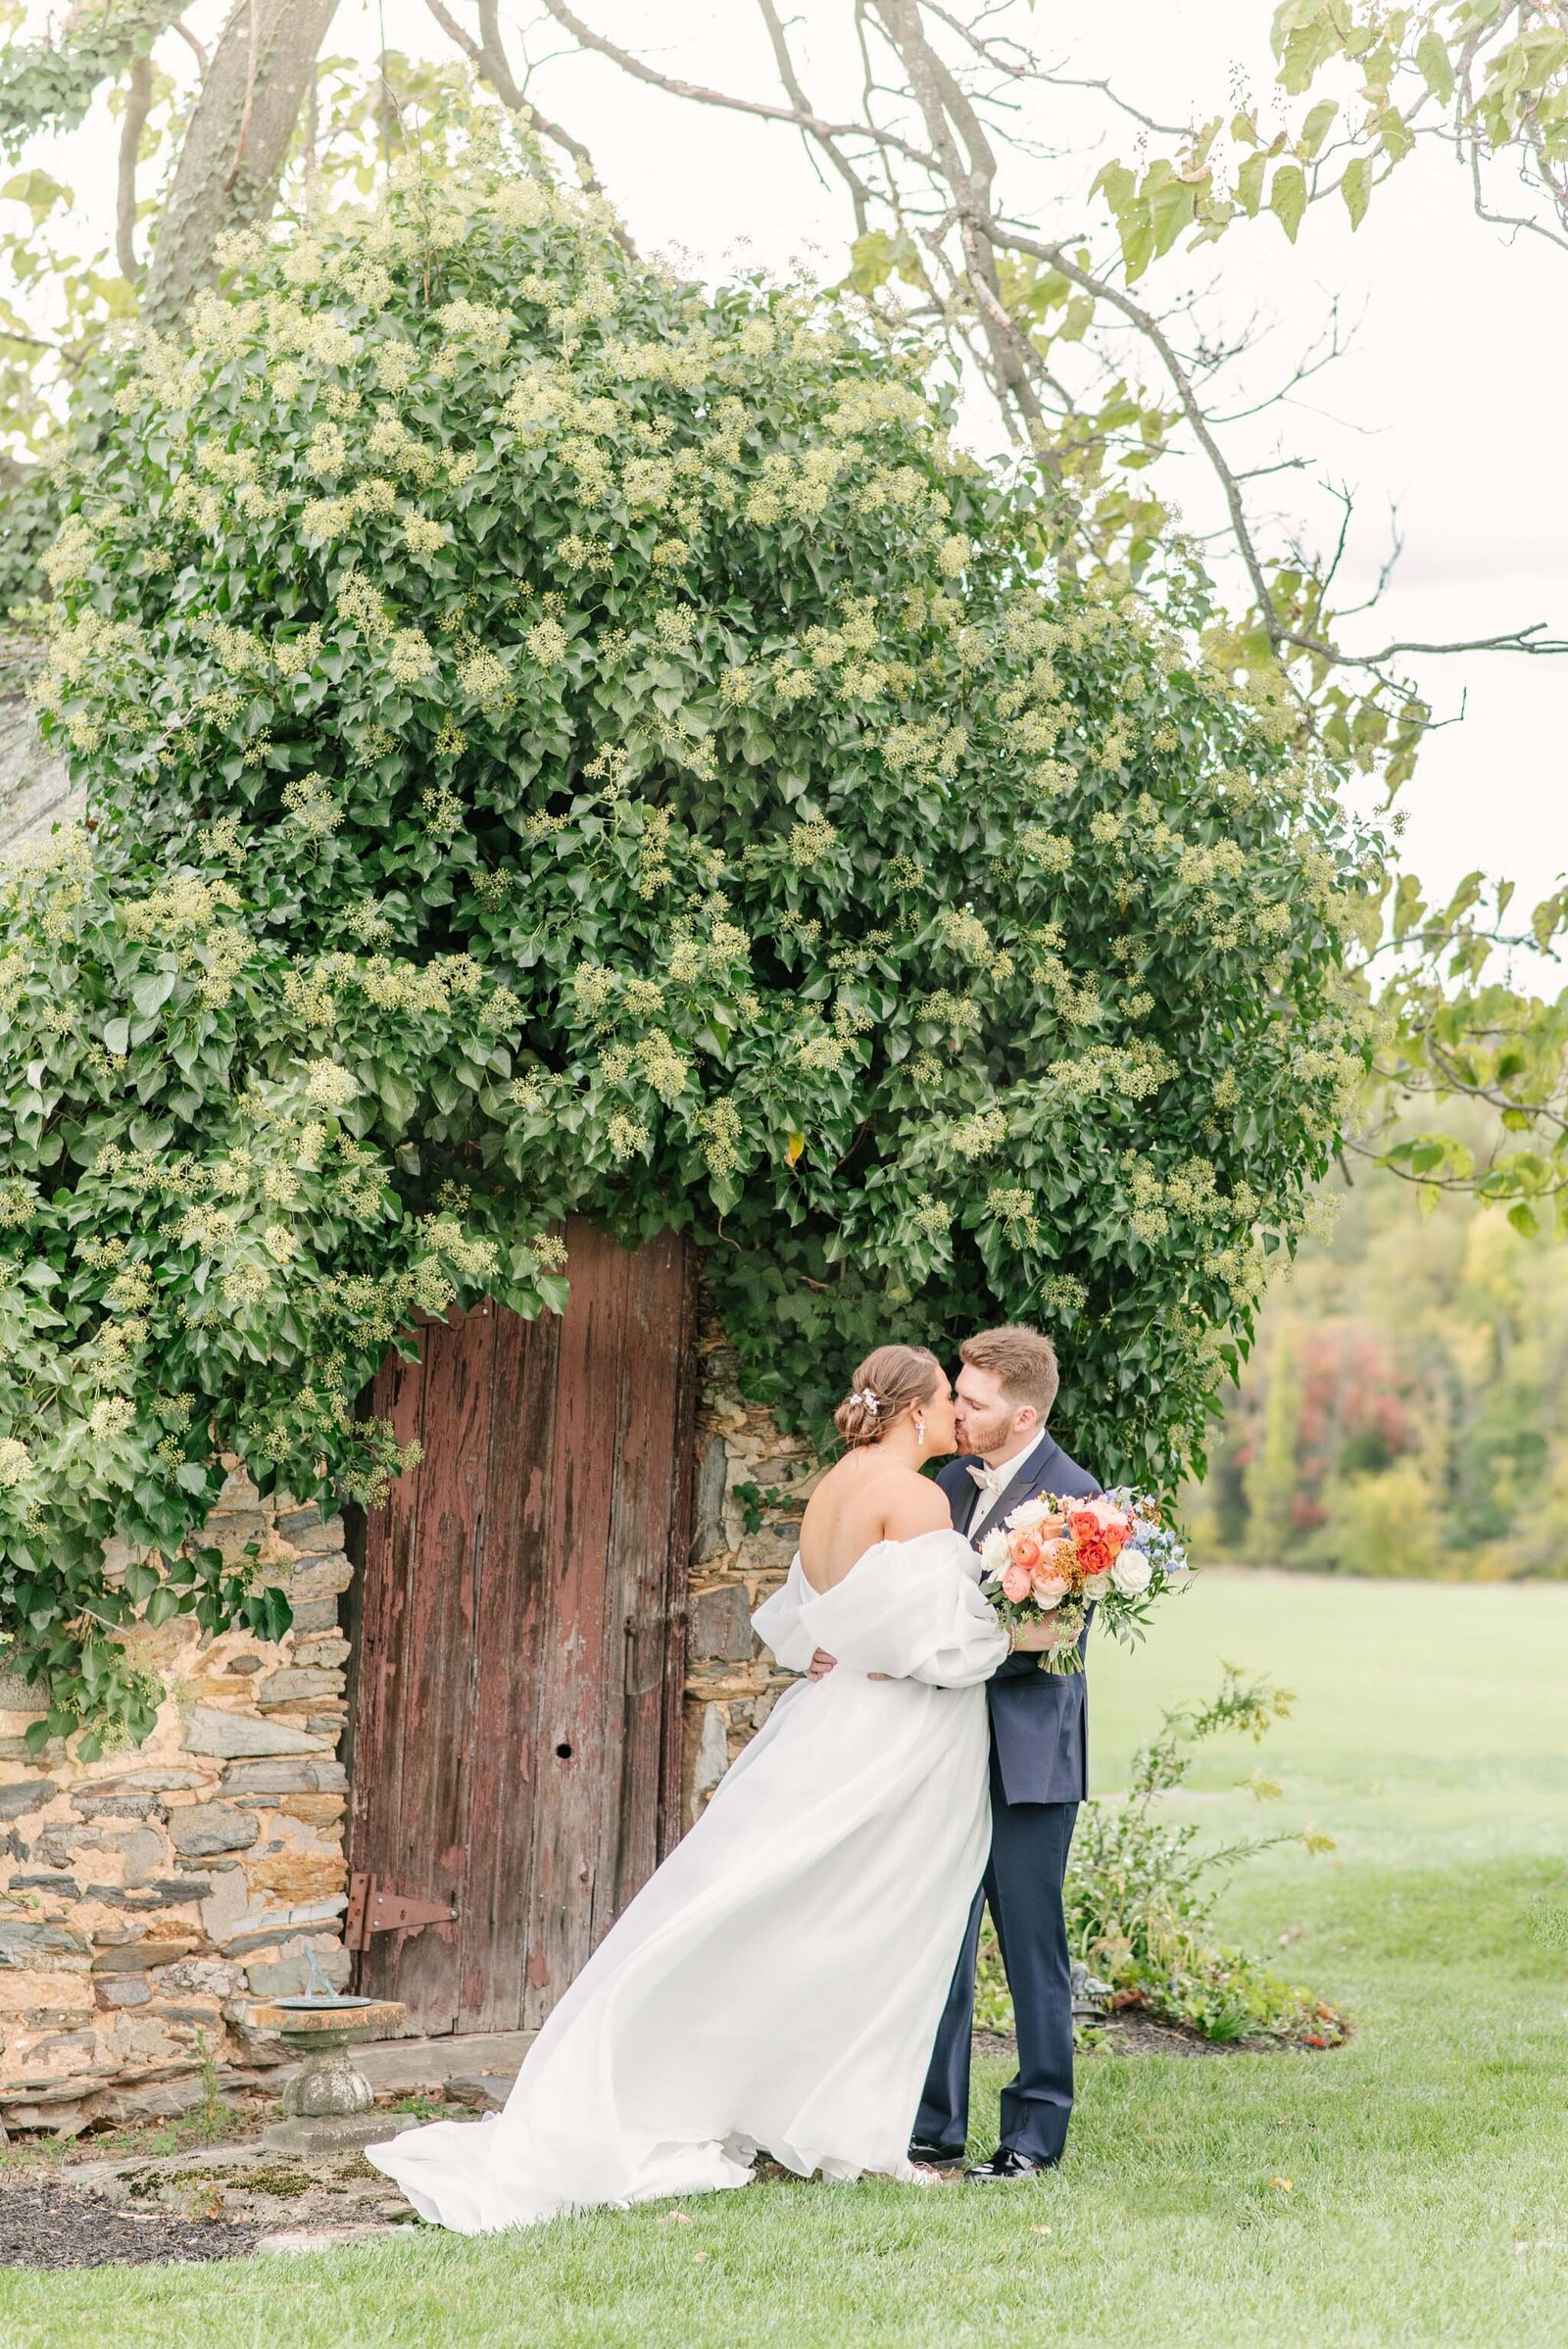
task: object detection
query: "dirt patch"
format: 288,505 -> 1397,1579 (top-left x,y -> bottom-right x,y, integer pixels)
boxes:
974,2017 -> 1341,2061
0,2102 -> 477,2269
0,2181 -> 266,2271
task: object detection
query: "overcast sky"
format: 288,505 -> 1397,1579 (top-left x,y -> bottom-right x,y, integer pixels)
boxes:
22,0 -> 1567,938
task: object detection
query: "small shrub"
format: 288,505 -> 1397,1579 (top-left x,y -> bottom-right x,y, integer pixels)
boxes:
1070,1665 -> 1343,2040
977,1666 -> 1347,2044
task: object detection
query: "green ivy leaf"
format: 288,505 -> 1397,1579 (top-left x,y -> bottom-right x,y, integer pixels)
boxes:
1270,164 -> 1307,243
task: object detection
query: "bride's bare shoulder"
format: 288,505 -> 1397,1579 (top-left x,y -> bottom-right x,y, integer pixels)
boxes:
881,1468 -> 953,1542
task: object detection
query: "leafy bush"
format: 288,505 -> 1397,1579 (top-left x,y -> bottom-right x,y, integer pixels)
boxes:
1066,1666 -> 1344,2041
0,108 -> 1375,1741
972,1665 -> 1343,2042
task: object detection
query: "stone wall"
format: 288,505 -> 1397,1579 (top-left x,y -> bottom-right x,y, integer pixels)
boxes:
0,1330 -> 811,2126
682,1325 -> 819,1825
0,1470 -> 352,2133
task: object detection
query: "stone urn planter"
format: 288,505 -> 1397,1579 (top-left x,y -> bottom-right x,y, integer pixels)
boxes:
254,1995 -> 410,2153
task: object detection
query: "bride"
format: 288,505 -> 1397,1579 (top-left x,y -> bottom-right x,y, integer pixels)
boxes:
367,1343 -> 1016,2231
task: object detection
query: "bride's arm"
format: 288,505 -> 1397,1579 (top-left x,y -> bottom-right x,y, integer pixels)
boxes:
905,1566 -> 1010,1688
751,1561 -> 818,1673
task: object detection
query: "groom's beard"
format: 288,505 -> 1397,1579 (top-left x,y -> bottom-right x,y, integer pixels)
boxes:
967,1419 -> 1017,1466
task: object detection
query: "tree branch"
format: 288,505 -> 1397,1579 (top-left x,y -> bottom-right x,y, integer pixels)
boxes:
221,0 -> 263,194
755,0 -> 874,232
533,0 -> 939,170
116,54 -> 154,282
144,0 -> 340,325
170,18 -> 210,70
998,223 -> 1276,618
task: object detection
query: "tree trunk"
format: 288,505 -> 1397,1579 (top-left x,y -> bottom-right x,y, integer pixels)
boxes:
143,0 -> 340,326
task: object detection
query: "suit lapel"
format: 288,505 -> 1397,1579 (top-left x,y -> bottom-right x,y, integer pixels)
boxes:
969,1436 -> 1064,1548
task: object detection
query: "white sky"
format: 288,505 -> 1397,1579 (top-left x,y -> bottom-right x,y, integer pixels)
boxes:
17,0 -> 1567,928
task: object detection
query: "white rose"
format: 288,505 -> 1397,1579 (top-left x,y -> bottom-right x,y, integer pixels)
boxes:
1006,1498 -> 1054,1533
979,1530 -> 1010,1576
1080,1571 -> 1111,1602
1111,1548 -> 1152,1596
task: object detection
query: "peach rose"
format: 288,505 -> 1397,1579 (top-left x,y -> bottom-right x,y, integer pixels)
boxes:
1010,1533 -> 1044,1573
1030,1570 -> 1069,1608
1001,1562 -> 1033,1604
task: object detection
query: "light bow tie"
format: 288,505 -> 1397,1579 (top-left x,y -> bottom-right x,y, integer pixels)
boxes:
967,1462 -> 1013,1500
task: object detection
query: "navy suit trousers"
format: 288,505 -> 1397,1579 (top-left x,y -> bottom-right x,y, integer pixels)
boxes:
914,1743 -> 1079,2163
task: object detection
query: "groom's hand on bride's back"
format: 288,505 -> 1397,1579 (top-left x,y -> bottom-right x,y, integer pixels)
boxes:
808,1649 -> 837,1681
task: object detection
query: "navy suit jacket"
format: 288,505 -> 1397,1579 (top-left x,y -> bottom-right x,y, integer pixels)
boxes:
937,1434 -> 1101,1806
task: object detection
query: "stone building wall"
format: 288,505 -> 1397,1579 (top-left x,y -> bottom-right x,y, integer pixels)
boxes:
681,1325 -> 819,1825
0,1471 -> 352,2133
0,1326 -> 813,2127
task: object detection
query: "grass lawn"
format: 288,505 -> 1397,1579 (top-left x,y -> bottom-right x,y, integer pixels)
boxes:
3,1569 -> 1565,2347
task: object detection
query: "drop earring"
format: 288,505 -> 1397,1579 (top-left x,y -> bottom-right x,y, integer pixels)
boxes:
916,1417 -> 926,1449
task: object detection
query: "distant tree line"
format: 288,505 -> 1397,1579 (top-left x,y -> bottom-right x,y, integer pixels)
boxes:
1191,1119 -> 1568,1579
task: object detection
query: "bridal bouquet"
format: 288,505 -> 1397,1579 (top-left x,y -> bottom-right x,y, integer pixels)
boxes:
977,1491 -> 1191,1674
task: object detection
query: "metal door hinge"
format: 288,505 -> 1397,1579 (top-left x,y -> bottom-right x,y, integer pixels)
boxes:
346,1871 -> 457,1952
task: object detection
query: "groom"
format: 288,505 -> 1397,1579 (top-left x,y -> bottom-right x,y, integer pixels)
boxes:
914,1322 -> 1099,2179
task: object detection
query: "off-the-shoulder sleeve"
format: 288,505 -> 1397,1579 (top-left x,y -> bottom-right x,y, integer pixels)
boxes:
782,1530 -> 1007,1688
751,1557 -> 819,1673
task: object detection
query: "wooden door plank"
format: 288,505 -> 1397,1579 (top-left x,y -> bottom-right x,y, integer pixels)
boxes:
521,1222 -> 627,2030
658,1241 -> 699,1863
359,1306 -> 493,2030
458,1299 -> 560,2033
350,1231 -> 698,2038
350,1339 -> 426,1995
597,1228 -> 693,1931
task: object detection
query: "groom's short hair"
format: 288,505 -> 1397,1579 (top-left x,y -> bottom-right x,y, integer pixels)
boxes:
960,1325 -> 1060,1421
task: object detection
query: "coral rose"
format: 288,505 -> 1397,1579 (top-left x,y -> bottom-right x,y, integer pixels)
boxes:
1073,1527 -> 1114,1578
1073,1496 -> 1132,1556
1009,1533 -> 1043,1573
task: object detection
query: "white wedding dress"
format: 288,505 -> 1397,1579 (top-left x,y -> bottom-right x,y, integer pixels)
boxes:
366,1529 -> 1006,2232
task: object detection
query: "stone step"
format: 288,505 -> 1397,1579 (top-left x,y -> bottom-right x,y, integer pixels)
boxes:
271,2025 -> 532,2101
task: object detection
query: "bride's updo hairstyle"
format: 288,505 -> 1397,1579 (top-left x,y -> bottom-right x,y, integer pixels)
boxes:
834,1346 -> 942,1448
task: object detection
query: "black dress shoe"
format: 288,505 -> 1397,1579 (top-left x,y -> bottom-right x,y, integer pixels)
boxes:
964,2146 -> 1058,2181
907,2137 -> 967,2170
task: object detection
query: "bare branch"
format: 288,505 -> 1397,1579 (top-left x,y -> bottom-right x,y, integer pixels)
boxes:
533,0 -> 939,171
996,222 -> 1568,673
421,0 -> 619,220
998,223 -> 1278,620
1334,621 -> 1568,662
116,55 -> 154,282
755,0 -> 874,232
170,19 -> 210,71
870,0 -> 1045,430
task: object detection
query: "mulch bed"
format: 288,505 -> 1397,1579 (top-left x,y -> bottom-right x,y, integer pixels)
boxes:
0,2182 -> 266,2270
976,2016 -> 1336,2059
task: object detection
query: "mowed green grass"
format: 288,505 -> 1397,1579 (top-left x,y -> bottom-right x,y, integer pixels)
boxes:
3,1571 -> 1565,2348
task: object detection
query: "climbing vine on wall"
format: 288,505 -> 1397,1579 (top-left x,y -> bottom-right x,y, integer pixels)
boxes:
0,109 -> 1378,1743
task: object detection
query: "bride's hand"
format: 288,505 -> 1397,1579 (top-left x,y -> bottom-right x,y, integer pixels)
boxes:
1009,1620 -> 1060,1653
807,1649 -> 837,1681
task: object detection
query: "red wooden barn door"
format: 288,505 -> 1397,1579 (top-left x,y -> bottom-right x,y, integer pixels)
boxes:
347,1222 -> 697,2035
